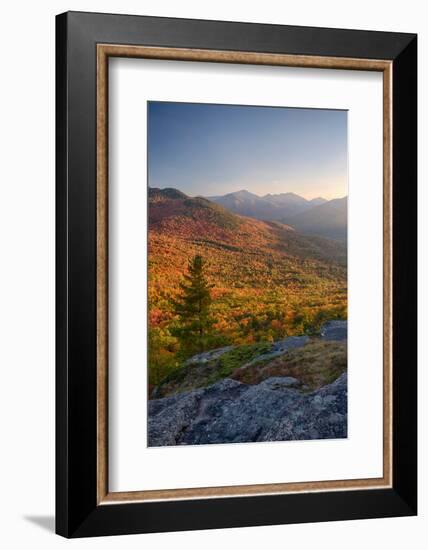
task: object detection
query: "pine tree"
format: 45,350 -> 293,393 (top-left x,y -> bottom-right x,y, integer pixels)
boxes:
171,255 -> 216,357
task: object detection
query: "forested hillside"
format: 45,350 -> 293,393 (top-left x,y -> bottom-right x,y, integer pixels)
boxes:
148,187 -> 347,388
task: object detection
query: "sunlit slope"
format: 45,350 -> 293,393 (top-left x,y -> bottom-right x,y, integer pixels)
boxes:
148,188 -> 347,343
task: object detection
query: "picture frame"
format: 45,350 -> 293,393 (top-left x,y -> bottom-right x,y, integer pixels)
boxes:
56,11 -> 417,538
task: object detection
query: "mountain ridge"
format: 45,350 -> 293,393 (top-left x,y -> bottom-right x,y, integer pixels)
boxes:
285,196 -> 347,242
148,187 -> 345,263
206,188 -> 341,223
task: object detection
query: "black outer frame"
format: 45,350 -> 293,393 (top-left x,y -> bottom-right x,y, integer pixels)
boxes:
56,11 -> 417,538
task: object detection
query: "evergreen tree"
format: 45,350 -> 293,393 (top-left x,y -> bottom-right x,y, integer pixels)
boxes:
171,255 -> 216,357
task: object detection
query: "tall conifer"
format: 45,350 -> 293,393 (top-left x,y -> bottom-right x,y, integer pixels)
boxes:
171,255 -> 215,356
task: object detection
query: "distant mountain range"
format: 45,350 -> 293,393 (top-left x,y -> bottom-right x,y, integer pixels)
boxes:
286,197 -> 347,242
148,187 -> 346,264
206,190 -> 347,241
208,190 -> 327,220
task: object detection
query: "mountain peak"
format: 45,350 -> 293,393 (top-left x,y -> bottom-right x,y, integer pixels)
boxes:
149,187 -> 240,231
149,187 -> 188,200
225,189 -> 259,199
208,189 -> 325,221
264,192 -> 304,200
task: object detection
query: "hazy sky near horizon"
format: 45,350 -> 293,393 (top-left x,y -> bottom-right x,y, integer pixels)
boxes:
148,101 -> 348,200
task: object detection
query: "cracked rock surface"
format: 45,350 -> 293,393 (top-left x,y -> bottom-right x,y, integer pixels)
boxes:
148,372 -> 347,446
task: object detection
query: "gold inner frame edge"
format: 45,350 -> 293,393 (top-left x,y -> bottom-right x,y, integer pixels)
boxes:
96,44 -> 393,505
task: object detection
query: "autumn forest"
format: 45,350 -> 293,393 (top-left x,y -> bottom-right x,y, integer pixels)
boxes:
148,187 -> 347,391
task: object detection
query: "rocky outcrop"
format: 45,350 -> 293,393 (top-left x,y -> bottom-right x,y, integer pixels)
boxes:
238,335 -> 310,368
184,346 -> 234,366
152,321 -> 347,399
148,372 -> 347,447
320,320 -> 347,341
149,320 -> 348,445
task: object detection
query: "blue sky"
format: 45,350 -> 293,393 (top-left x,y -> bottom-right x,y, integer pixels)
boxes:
148,101 -> 347,200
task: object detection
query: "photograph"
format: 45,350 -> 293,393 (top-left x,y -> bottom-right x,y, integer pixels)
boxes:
0,2 -> 419,544
147,101 -> 348,446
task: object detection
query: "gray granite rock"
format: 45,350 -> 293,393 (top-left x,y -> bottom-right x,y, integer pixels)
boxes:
238,335 -> 310,368
320,320 -> 347,341
259,376 -> 301,390
148,373 -> 347,446
184,346 -> 234,365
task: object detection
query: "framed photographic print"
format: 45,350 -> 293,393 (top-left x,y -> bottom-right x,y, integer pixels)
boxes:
56,11 -> 417,538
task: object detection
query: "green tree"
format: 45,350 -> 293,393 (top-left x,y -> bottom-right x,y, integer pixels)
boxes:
171,255 -> 216,357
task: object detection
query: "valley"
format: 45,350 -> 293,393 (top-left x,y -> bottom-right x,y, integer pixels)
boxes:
148,187 -> 347,389
208,189 -> 347,241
